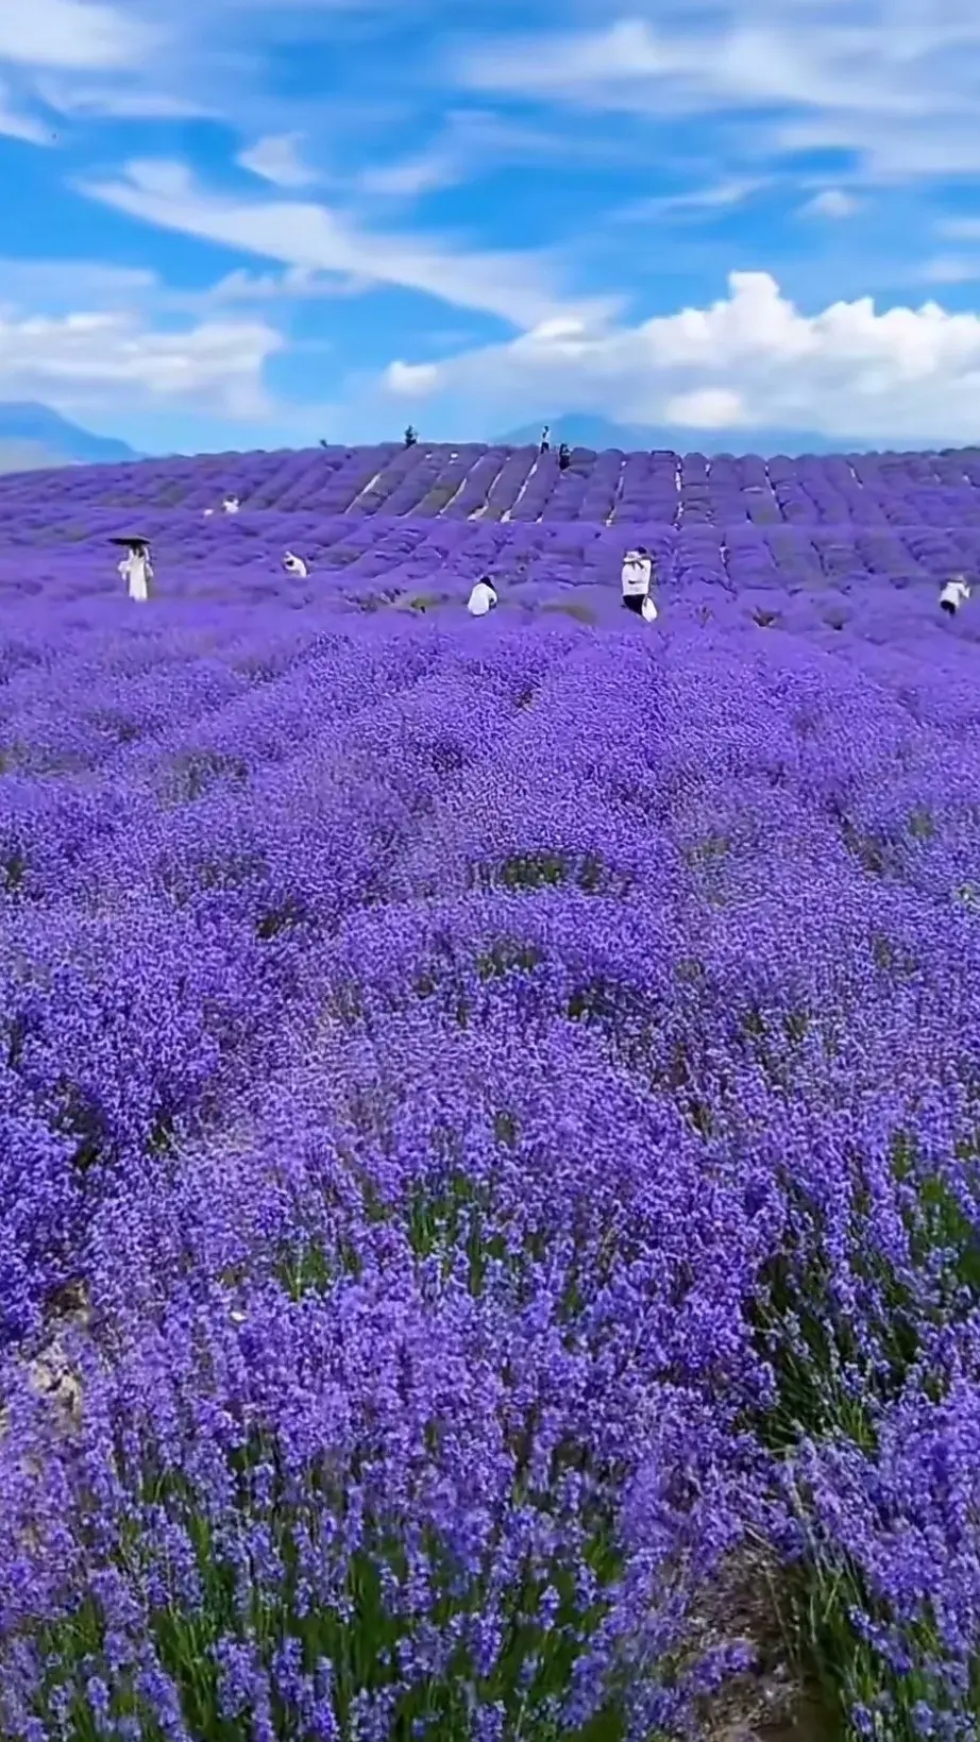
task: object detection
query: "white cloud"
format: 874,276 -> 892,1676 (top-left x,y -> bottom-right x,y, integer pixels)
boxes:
357,151 -> 457,198
0,301 -> 281,417
664,386 -> 747,426
456,15 -> 933,116
36,76 -> 210,118
77,156 -> 621,330
0,81 -> 50,143
938,217 -> 980,241
799,188 -> 860,217
919,255 -> 980,283
378,270 -> 980,444
236,132 -> 318,189
617,178 -> 768,223
202,264 -> 373,302
386,360 -> 440,395
453,6 -> 980,184
0,257 -> 158,313
0,0 -> 155,70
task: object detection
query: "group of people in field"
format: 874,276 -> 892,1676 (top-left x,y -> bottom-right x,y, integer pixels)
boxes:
113,511 -> 973,625
114,536 -> 307,602
406,426 -> 572,470
465,549 -> 657,619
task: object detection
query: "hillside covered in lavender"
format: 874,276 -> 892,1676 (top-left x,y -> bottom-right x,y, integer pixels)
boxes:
2,433 -> 980,1742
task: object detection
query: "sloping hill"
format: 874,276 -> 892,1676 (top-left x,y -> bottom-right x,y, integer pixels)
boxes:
1,439 -> 978,531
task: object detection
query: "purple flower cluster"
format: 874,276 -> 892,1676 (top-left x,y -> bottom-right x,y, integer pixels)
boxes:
0,440 -> 979,1740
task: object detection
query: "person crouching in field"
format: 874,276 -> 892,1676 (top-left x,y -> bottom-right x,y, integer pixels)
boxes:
621,547 -> 657,621
112,537 -> 154,603
467,576 -> 498,616
940,575 -> 971,616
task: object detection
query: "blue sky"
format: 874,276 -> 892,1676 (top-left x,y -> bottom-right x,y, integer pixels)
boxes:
5,0 -> 980,452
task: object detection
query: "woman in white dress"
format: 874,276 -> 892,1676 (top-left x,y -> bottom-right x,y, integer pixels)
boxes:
111,537 -> 153,602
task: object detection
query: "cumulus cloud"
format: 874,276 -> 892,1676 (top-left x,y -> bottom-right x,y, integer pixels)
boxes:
380,270 -> 980,445
664,387 -> 747,427
77,156 -> 621,330
236,132 -> 318,189
0,297 -> 282,417
386,360 -> 440,394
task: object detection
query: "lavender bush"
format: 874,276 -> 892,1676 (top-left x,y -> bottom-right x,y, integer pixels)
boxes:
0,440 -> 979,1741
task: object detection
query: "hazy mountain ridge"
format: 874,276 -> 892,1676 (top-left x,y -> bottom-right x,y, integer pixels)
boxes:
497,413 -> 889,455
0,403 -> 142,473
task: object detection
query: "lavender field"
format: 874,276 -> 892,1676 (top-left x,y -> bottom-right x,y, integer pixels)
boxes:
2,436 -> 980,1742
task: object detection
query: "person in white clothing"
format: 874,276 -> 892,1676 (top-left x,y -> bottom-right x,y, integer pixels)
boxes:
939,575 -> 971,616
283,551 -> 308,577
621,547 -> 656,620
467,576 -> 498,616
111,536 -> 153,602
222,496 -> 240,514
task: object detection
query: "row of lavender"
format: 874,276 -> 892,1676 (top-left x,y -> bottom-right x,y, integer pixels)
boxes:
2,509 -> 979,600
4,441 -> 980,526
1,535 -> 980,1739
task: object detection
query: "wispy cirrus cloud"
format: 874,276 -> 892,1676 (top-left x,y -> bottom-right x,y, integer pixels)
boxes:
0,0 -> 156,71
236,132 -> 320,189
76,155 -> 623,330
616,177 -> 769,224
799,188 -> 860,218
451,4 -> 980,185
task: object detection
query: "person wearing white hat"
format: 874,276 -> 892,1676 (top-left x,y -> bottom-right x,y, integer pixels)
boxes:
621,547 -> 656,620
283,551 -> 308,577
111,536 -> 153,602
467,576 -> 498,617
939,575 -> 971,616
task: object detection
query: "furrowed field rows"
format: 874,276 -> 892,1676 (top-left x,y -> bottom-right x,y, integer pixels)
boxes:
3,440 -> 980,526
1,441 -> 980,1742
2,516 -> 980,625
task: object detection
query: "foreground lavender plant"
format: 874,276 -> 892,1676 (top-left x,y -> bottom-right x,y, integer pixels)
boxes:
2,441 -> 980,1739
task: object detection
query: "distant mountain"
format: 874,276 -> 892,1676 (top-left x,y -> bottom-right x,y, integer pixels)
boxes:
0,403 -> 141,473
496,414 -> 885,456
